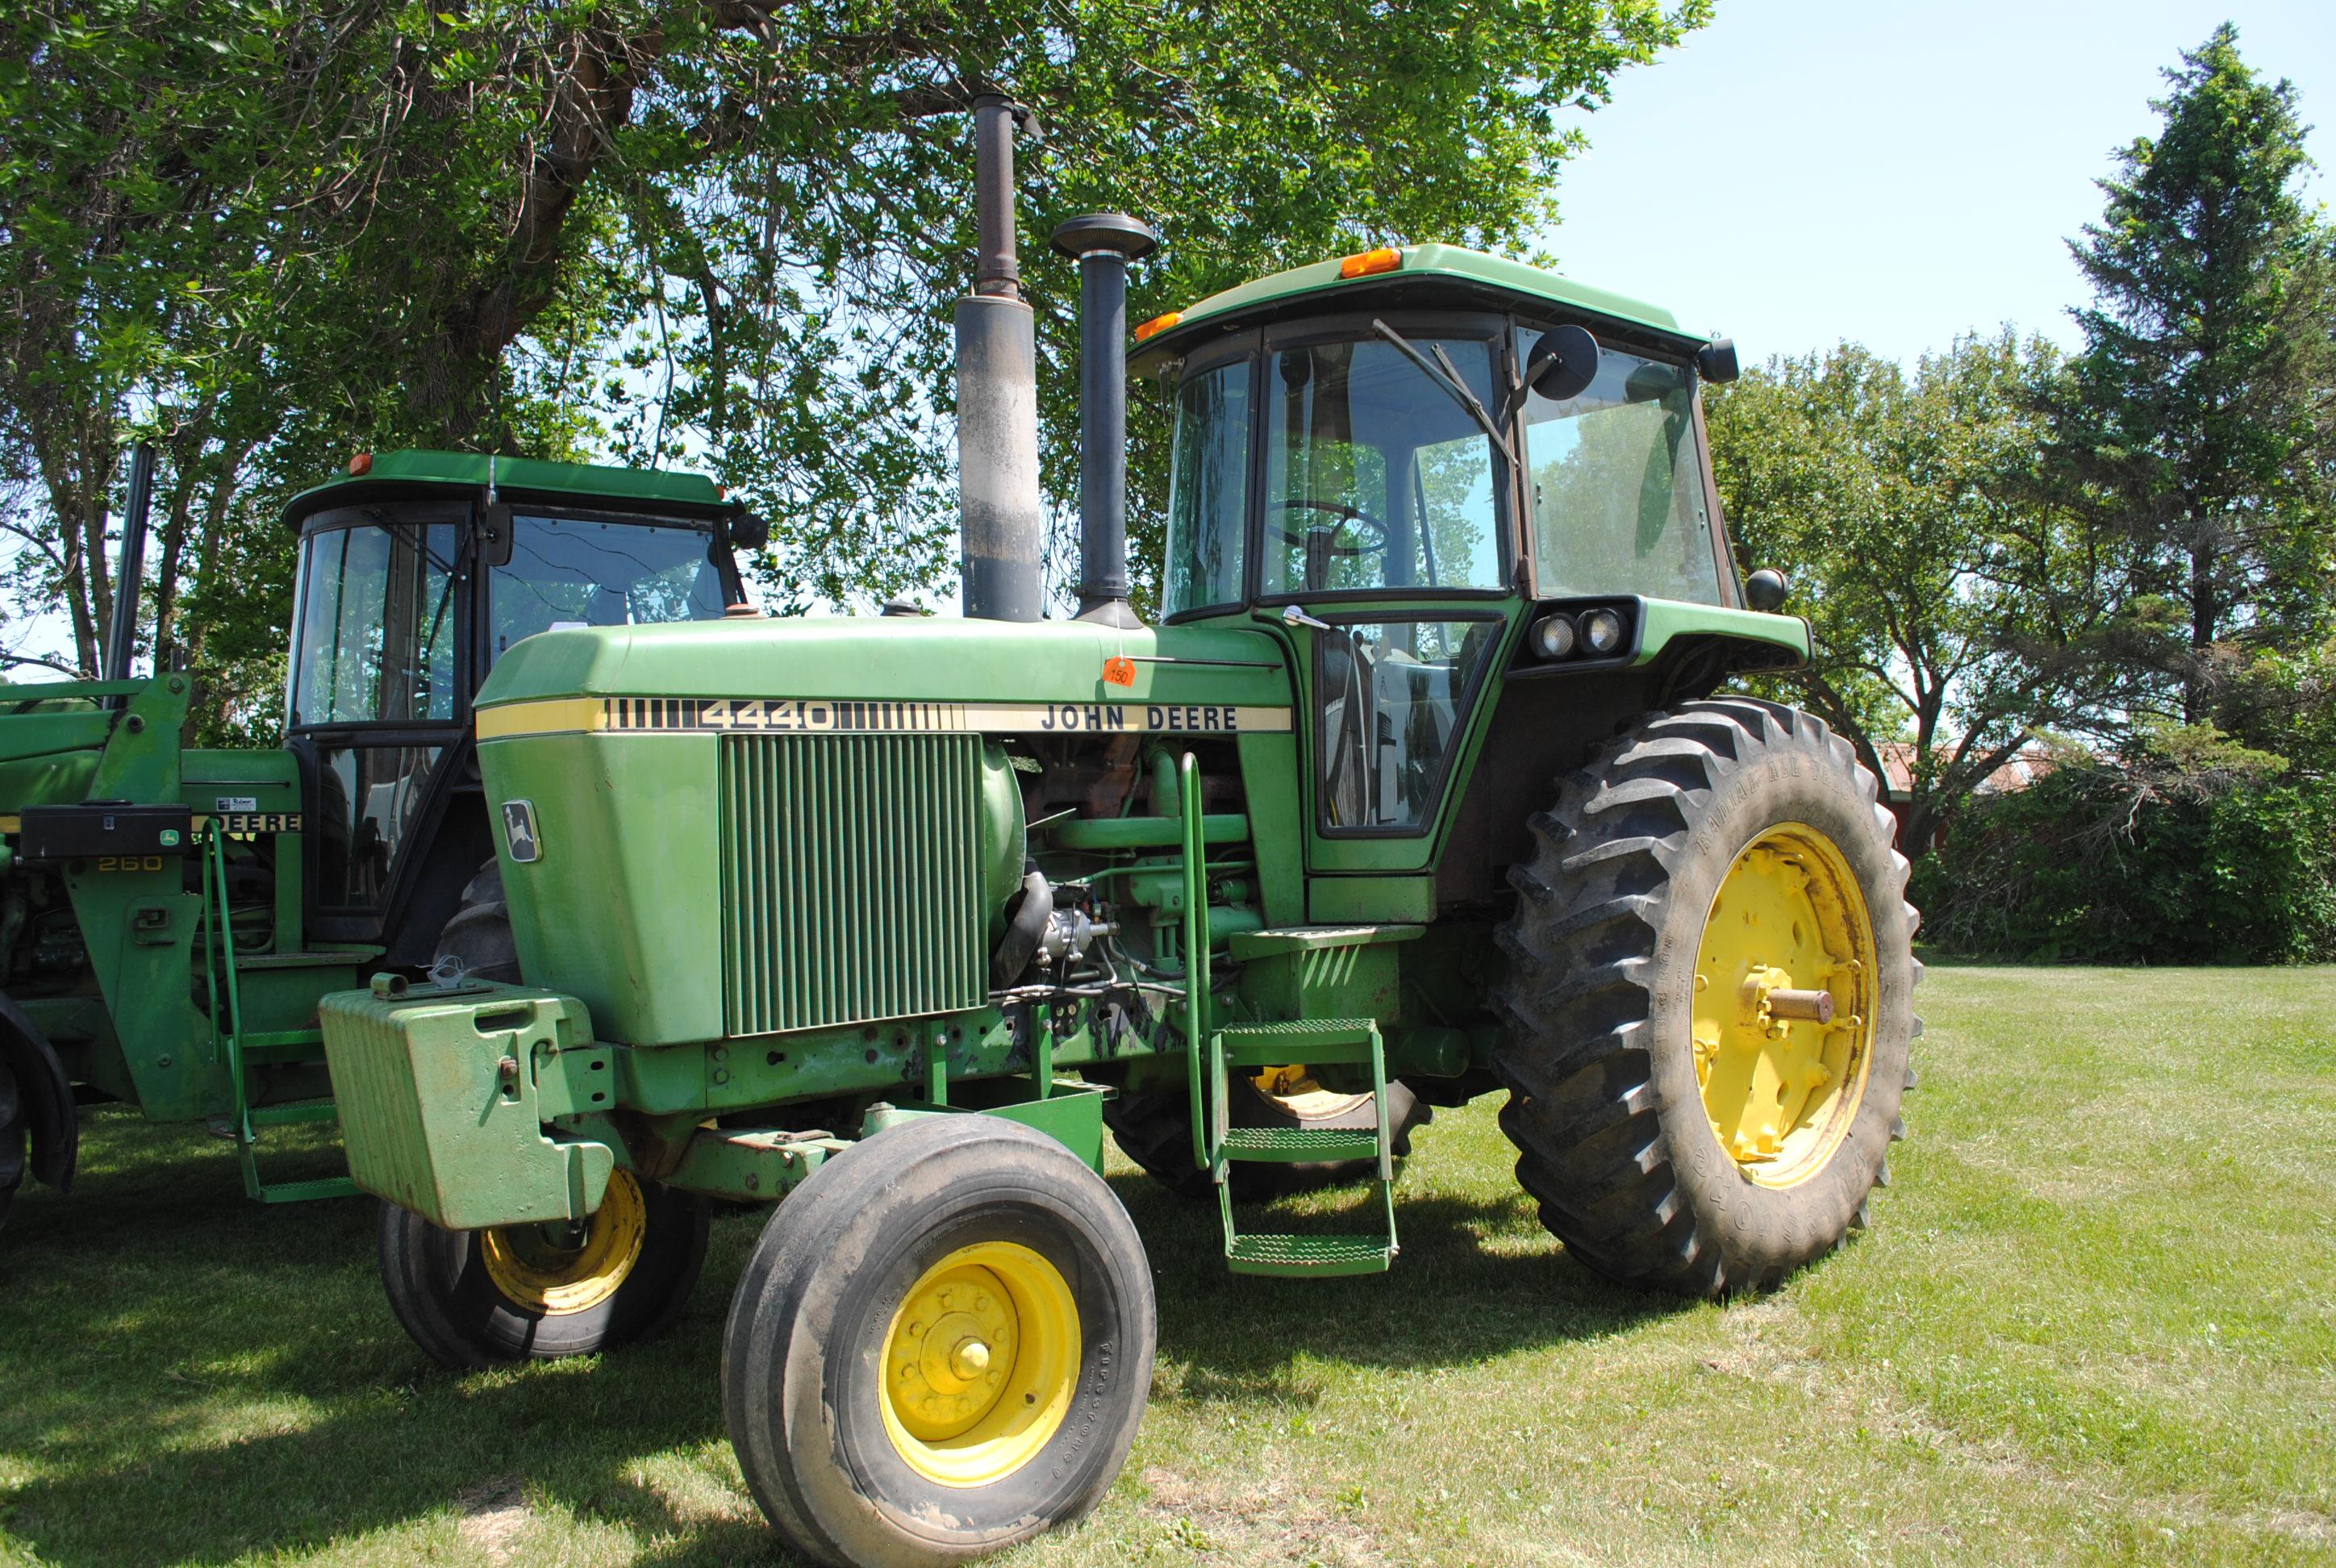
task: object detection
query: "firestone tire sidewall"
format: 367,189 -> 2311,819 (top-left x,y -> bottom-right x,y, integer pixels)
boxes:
1650,741 -> 1916,1284
724,1117 -> 1155,1568
378,1180 -> 709,1369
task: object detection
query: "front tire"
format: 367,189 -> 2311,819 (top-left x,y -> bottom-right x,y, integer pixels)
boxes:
378,1168 -> 709,1367
723,1116 -> 1153,1566
1492,699 -> 1919,1297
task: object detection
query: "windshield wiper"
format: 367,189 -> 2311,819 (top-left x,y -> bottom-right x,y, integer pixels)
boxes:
1369,319 -> 1516,470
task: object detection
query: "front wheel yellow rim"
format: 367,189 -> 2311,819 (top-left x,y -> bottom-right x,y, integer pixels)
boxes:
478,1167 -> 648,1314
880,1241 -> 1079,1488
1692,824 -> 1877,1187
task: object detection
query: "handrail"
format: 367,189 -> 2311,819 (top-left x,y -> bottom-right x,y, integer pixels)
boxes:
1179,752 -> 1211,1172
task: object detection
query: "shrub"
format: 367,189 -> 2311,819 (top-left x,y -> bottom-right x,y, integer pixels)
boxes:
1914,744 -> 2336,965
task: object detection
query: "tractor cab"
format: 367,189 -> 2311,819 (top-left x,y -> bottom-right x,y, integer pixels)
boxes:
282,451 -> 761,957
1130,244 -> 1795,895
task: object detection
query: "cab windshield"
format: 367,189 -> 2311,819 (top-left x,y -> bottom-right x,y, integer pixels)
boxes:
1162,332 -> 1510,615
289,510 -> 732,727
486,515 -> 726,666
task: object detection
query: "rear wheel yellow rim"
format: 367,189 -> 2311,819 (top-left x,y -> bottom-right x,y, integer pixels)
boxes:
1250,1064 -> 1371,1120
478,1167 -> 647,1314
880,1241 -> 1079,1488
1692,824 -> 1876,1187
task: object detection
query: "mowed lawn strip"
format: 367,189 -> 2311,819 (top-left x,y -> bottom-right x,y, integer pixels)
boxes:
1,965 -> 2330,1566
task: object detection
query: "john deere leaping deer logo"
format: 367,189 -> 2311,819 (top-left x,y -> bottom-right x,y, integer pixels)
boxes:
500,800 -> 541,863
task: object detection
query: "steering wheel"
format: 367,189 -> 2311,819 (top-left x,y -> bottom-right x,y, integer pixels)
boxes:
1268,498 -> 1389,558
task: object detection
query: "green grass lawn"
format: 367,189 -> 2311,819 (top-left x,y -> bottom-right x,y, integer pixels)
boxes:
2,965 -> 2331,1566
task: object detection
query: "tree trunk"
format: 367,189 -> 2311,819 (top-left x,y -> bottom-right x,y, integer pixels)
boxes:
2185,533 -> 2217,725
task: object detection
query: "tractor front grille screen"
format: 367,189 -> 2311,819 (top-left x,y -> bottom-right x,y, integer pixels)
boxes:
720,732 -> 987,1036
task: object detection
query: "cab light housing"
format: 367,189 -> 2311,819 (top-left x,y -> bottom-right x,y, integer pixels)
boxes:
1580,607 -> 1627,657
1529,613 -> 1578,661
1338,246 -> 1404,278
1133,311 -> 1183,343
348,452 -> 373,477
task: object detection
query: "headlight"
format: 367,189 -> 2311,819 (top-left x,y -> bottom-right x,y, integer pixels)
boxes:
1580,607 -> 1626,656
1529,614 -> 1577,661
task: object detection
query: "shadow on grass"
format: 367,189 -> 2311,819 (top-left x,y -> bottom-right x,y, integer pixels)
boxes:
0,1109 -> 1675,1566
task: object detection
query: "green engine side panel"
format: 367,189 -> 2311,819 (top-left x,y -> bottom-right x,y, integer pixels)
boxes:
482,732 -> 725,1047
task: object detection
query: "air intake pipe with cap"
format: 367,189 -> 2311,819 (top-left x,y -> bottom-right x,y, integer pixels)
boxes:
1049,213 -> 1158,628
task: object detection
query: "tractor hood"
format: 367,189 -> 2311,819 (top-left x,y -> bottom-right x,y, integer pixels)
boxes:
472,615 -> 1294,741
467,615 -> 1295,1050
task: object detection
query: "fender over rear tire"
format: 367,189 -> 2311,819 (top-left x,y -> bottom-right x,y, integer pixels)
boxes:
1492,699 -> 1921,1298
723,1115 -> 1153,1566
378,1169 -> 708,1367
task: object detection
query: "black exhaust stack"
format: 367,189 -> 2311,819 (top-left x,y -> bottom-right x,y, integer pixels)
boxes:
955,94 -> 1043,623
104,441 -> 156,682
1049,214 -> 1158,628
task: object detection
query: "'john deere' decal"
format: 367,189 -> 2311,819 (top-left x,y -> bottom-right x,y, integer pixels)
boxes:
478,696 -> 1292,740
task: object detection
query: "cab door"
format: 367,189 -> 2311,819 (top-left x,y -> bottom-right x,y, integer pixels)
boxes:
1250,319 -> 1525,915
286,506 -> 478,953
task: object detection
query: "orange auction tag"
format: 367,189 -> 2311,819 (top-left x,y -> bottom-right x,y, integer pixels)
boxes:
1102,655 -> 1136,688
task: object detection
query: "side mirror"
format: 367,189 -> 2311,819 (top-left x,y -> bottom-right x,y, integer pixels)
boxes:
477,499 -> 515,568
1526,324 -> 1600,402
1745,568 -> 1789,612
1696,338 -> 1740,384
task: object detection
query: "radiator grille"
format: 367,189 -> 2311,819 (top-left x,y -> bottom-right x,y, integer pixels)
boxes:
720,732 -> 987,1036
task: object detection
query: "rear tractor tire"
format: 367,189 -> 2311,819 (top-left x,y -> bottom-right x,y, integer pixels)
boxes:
724,1115 -> 1154,1566
435,860 -> 520,983
1493,699 -> 1920,1298
378,1169 -> 710,1367
0,1056 -> 23,1233
1103,1070 -> 1427,1200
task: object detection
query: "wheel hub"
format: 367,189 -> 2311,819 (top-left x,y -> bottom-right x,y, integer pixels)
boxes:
879,1241 -> 1080,1488
1692,824 -> 1877,1186
478,1166 -> 648,1314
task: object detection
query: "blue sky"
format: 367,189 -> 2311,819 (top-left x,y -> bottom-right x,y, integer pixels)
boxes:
1542,0 -> 2334,366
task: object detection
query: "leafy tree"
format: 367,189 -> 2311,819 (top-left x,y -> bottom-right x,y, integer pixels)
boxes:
1708,335 -> 2132,855
2,0 -> 1712,686
2043,23 -> 2336,731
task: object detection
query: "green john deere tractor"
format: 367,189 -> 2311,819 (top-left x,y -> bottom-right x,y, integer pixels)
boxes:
318,102 -> 1918,1567
0,450 -> 765,1228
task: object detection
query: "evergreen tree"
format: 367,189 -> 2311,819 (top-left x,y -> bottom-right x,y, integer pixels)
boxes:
2046,23 -> 2336,732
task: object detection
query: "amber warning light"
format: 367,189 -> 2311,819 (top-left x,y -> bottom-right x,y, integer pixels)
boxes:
1338,247 -> 1403,278
347,452 -> 373,477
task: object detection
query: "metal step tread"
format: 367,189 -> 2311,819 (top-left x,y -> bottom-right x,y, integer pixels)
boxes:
1218,1125 -> 1382,1162
248,1099 -> 340,1128
252,1175 -> 361,1204
1228,925 -> 1425,959
1214,1018 -> 1379,1066
1225,1232 -> 1395,1276
237,1033 -> 327,1065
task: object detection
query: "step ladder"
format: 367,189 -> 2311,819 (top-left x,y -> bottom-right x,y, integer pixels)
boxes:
201,831 -> 360,1204
1208,1018 -> 1398,1276
1174,754 -> 1396,1278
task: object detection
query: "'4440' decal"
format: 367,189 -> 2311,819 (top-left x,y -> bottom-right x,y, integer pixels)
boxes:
594,698 -> 1291,736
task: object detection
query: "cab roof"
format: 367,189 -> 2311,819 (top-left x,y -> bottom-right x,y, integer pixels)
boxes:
284,449 -> 730,529
1129,243 -> 1708,370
